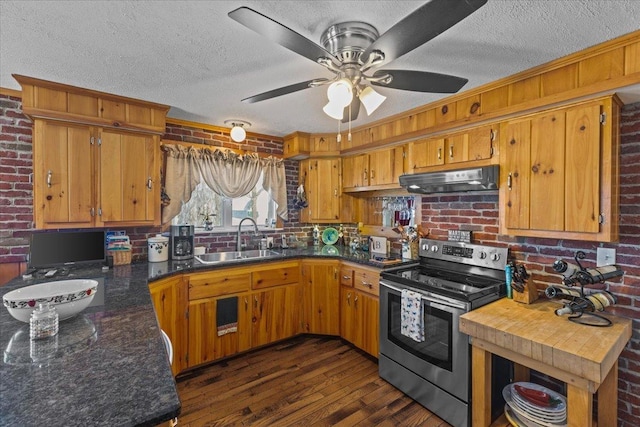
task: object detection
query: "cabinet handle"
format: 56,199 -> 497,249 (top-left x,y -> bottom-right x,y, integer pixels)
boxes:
46,170 -> 52,188
363,169 -> 368,181
254,295 -> 258,308
147,177 -> 152,190
342,275 -> 351,280
370,169 -> 375,180
90,208 -> 95,217
507,173 -> 512,190
244,297 -> 248,310
334,269 -> 337,280
437,148 -> 442,160
334,189 -> 338,197
449,145 -> 454,158
354,295 -> 358,307
347,292 -> 351,306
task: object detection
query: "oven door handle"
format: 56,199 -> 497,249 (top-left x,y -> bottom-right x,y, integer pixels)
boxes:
380,280 -> 468,311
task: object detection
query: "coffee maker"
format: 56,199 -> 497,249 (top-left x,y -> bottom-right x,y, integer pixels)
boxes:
170,225 -> 194,260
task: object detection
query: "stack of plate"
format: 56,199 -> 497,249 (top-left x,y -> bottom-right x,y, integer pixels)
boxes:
502,382 -> 567,427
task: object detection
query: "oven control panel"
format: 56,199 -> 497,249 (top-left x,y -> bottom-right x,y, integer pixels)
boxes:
419,238 -> 508,270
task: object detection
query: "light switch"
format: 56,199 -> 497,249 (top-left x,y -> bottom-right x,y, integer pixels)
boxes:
596,248 -> 616,267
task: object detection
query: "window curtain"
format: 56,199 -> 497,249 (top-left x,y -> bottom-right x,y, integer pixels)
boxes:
161,144 -> 288,225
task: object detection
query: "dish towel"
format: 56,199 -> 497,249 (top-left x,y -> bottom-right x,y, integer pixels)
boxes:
401,289 -> 425,342
216,296 -> 238,337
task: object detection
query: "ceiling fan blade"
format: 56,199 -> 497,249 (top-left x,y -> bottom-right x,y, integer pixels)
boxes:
362,0 -> 487,67
342,97 -> 361,123
371,69 -> 468,93
229,7 -> 341,67
242,79 -> 326,103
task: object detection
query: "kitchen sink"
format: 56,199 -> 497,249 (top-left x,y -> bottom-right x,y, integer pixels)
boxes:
195,250 -> 280,264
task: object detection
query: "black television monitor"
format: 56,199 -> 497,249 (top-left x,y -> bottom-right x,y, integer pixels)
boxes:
29,231 -> 106,268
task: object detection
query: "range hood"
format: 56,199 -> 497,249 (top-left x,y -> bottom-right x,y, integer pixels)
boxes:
399,165 -> 499,194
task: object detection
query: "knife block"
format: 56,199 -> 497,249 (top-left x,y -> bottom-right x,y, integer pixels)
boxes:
512,281 -> 539,304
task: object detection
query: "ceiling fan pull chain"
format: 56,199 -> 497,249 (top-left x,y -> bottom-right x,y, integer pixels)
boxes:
337,118 -> 342,143
348,103 -> 352,142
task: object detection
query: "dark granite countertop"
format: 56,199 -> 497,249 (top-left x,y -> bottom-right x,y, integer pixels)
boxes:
0,263 -> 181,427
0,245 -> 413,426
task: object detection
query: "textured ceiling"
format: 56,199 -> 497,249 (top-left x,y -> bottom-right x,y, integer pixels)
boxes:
1,1 -> 639,137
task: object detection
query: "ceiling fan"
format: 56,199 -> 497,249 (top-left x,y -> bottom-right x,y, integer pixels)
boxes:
228,0 -> 487,122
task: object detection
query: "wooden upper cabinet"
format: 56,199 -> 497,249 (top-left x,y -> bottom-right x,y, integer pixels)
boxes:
33,120 -> 94,229
299,158 -> 342,223
499,96 -> 620,242
342,146 -> 406,192
283,132 -> 310,159
14,75 -> 168,133
16,76 -> 167,229
97,129 -> 159,226
407,125 -> 496,173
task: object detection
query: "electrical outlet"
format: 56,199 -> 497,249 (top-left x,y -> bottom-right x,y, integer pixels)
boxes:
597,248 -> 616,267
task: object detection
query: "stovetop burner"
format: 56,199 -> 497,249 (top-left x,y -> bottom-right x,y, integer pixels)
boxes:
380,238 -> 509,305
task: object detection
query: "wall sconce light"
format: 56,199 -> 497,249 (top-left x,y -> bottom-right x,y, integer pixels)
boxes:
224,119 -> 251,142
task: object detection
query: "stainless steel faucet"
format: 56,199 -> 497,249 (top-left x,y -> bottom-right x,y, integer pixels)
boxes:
236,217 -> 259,251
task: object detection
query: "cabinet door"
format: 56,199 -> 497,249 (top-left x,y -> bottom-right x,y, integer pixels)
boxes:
33,120 -> 94,229
467,125 -> 495,161
501,119 -> 532,230
369,147 -> 396,186
530,110 -> 565,231
445,133 -> 469,164
302,260 -> 340,335
304,158 -> 341,222
149,276 -> 187,375
188,292 -> 251,367
251,284 -> 299,347
565,103 -> 601,233
340,287 -> 358,345
342,154 -> 367,189
358,291 -> 379,357
408,137 -> 445,171
98,129 -> 159,225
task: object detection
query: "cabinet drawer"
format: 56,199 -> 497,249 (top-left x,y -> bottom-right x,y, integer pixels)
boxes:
353,269 -> 380,296
252,261 -> 300,290
339,266 -> 354,287
188,271 -> 251,300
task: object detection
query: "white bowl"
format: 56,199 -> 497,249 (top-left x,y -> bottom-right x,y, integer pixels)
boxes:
3,279 -> 98,323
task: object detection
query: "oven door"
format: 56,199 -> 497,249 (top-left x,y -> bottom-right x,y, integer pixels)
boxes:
379,279 -> 470,402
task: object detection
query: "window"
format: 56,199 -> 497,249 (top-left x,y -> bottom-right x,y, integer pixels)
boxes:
171,173 -> 276,230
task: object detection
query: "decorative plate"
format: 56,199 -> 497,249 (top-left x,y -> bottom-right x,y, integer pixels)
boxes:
321,227 -> 339,245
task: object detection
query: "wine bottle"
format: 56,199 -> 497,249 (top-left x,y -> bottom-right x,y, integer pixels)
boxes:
552,259 -> 581,278
563,265 -> 624,286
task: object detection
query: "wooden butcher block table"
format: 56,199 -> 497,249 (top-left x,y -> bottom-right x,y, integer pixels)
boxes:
459,298 -> 632,427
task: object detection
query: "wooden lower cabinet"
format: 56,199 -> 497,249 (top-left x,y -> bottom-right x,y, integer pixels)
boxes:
187,292 -> 252,367
149,275 -> 188,376
301,259 -> 340,335
251,284 -> 300,347
339,262 -> 380,357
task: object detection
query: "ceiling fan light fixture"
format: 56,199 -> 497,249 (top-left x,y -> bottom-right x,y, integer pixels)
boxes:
359,86 -> 386,115
326,78 -> 353,108
224,119 -> 251,142
323,101 -> 345,120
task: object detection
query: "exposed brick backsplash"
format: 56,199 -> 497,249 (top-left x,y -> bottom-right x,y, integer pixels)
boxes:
1,93 -> 639,425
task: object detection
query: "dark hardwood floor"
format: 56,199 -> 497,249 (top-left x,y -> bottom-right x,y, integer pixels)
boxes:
175,335 -> 452,426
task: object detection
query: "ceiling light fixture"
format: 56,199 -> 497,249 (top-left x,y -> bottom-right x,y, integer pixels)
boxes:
359,86 -> 386,116
224,119 -> 251,142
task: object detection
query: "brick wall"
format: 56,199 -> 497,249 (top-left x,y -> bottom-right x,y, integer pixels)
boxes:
1,93 -> 639,424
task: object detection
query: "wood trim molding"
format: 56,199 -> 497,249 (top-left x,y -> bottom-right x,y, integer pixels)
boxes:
0,87 -> 21,98
166,117 -> 284,143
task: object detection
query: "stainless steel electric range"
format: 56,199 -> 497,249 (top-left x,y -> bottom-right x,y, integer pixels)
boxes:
379,238 -> 511,427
